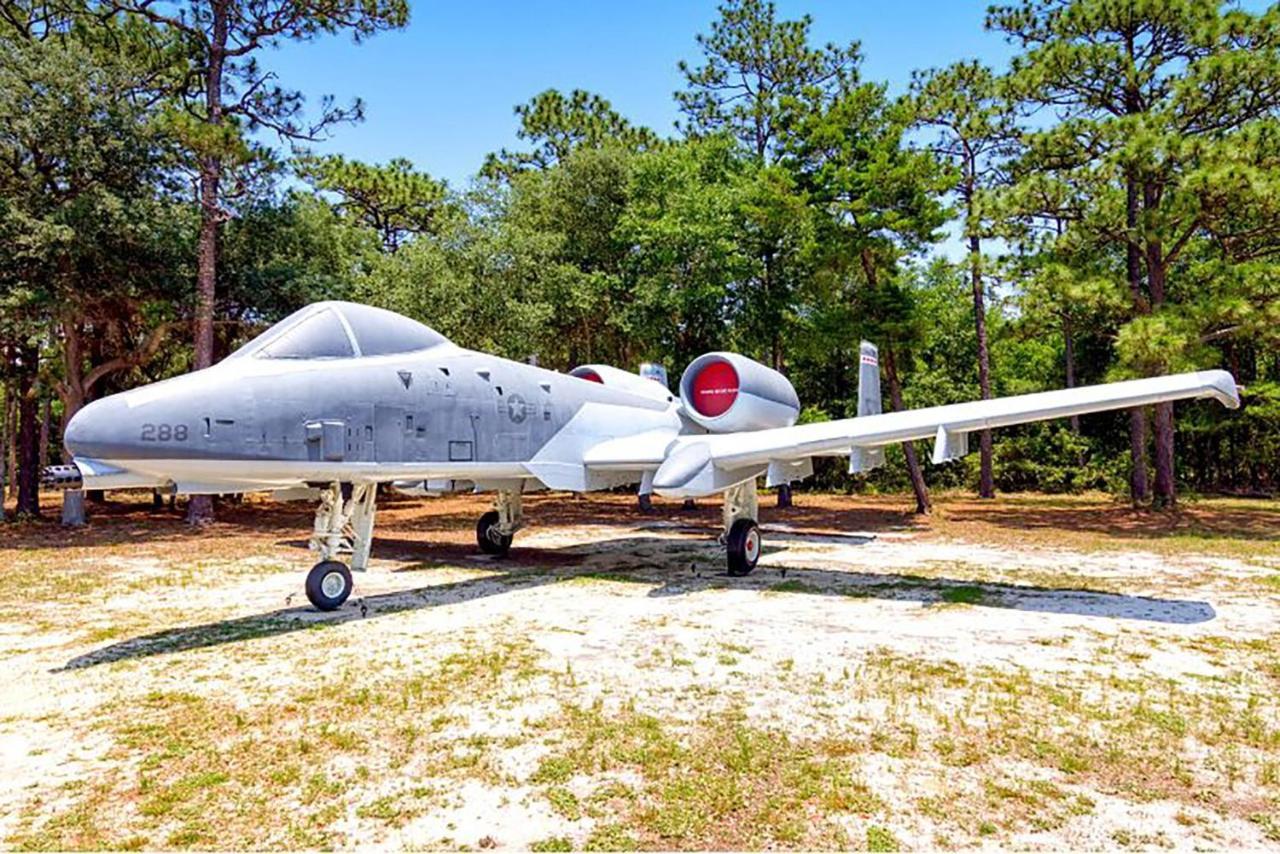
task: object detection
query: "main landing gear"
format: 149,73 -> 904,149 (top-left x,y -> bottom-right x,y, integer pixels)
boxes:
306,560 -> 353,611
723,479 -> 761,576
304,482 -> 376,611
476,488 -> 523,557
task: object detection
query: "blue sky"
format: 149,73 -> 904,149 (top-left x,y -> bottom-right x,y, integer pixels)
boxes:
267,1 -> 1018,187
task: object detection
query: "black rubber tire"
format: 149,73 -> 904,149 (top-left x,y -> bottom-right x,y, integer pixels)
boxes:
476,510 -> 513,556
726,518 -> 761,577
305,560 -> 352,611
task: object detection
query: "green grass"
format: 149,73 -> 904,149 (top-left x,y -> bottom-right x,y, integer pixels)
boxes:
769,579 -> 820,594
940,585 -> 985,605
527,702 -> 882,849
866,825 -> 900,851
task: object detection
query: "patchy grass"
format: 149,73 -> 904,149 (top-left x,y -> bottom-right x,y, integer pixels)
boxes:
866,825 -> 900,851
527,702 -> 882,850
846,647 -> 1280,832
7,638 -> 542,850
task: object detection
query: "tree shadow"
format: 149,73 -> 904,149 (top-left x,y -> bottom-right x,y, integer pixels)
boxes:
9,492 -> 728,552
943,496 -> 1280,543
58,534 -> 1215,672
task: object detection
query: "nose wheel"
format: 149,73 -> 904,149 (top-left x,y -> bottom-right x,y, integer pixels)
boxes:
306,560 -> 353,611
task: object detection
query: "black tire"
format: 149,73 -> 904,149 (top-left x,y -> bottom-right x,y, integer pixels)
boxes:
726,518 -> 761,577
476,510 -> 513,556
305,560 -> 352,611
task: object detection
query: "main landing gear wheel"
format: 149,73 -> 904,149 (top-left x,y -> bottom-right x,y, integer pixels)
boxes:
306,560 -> 353,611
477,510 -> 513,557
726,518 -> 761,577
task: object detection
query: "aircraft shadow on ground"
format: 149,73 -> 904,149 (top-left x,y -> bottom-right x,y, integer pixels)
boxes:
58,533 -> 1215,671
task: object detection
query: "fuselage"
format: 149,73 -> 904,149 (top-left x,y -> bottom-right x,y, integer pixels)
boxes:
64,304 -> 682,494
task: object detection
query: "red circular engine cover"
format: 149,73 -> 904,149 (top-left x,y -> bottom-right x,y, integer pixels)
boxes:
690,360 -> 739,417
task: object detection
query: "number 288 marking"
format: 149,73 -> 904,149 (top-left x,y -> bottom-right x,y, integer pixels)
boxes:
140,423 -> 188,442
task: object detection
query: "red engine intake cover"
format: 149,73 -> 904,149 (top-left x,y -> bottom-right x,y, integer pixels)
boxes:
690,359 -> 739,417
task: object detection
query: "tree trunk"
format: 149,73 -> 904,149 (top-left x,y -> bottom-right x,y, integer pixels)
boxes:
0,378 -> 9,522
5,380 -> 17,501
59,320 -> 87,525
38,396 -> 50,469
16,342 -> 40,516
187,3 -> 228,528
968,231 -> 994,499
1125,174 -> 1150,503
1064,315 -> 1080,433
884,347 -> 931,515
186,163 -> 219,525
1129,410 -> 1149,505
1152,402 -> 1175,507
1145,239 -> 1176,507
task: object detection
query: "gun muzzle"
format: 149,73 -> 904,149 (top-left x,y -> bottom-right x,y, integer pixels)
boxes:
41,464 -> 84,490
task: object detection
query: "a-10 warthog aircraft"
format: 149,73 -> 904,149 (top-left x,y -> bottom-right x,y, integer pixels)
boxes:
46,301 -> 1241,611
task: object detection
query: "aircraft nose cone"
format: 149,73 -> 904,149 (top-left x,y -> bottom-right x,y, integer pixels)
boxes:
64,395 -> 128,459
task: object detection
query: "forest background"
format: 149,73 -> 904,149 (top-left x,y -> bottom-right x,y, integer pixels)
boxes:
3,0 -> 1279,522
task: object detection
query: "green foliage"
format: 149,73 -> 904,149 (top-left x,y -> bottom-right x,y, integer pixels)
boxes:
296,155 -> 450,252
618,136 -> 753,365
993,0 -> 1280,376
676,0 -> 859,162
482,88 -> 659,180
3,0 -> 1277,503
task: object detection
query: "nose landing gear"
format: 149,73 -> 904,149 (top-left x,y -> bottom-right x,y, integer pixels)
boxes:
303,482 -> 377,611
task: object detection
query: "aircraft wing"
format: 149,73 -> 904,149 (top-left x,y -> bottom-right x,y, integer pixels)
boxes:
647,370 -> 1240,497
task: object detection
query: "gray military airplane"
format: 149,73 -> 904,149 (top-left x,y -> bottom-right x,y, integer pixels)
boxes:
46,300 -> 1241,611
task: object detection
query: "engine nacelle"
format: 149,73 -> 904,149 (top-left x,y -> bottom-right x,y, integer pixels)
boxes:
679,352 -> 800,432
569,364 -> 673,404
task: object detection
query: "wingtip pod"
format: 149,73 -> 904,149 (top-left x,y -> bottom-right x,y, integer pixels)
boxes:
1202,369 -> 1241,410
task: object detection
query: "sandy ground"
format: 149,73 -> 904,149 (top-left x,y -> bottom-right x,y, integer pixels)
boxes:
1,491 -> 1278,850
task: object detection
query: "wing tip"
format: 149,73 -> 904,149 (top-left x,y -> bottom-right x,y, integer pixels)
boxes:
1204,369 -> 1241,410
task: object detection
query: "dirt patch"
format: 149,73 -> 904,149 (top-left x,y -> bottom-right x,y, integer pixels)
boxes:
2,491 -> 1278,849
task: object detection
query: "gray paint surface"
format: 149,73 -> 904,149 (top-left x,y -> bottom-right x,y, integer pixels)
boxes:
64,302 -> 673,488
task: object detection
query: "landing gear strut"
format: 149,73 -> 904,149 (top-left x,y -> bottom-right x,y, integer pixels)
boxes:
477,487 -> 522,557
305,482 -> 377,611
723,479 -> 761,576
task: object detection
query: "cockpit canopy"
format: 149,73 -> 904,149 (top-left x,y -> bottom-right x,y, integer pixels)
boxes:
227,302 -> 450,361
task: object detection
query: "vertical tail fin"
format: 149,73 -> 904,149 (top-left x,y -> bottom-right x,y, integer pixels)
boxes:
849,341 -> 885,473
